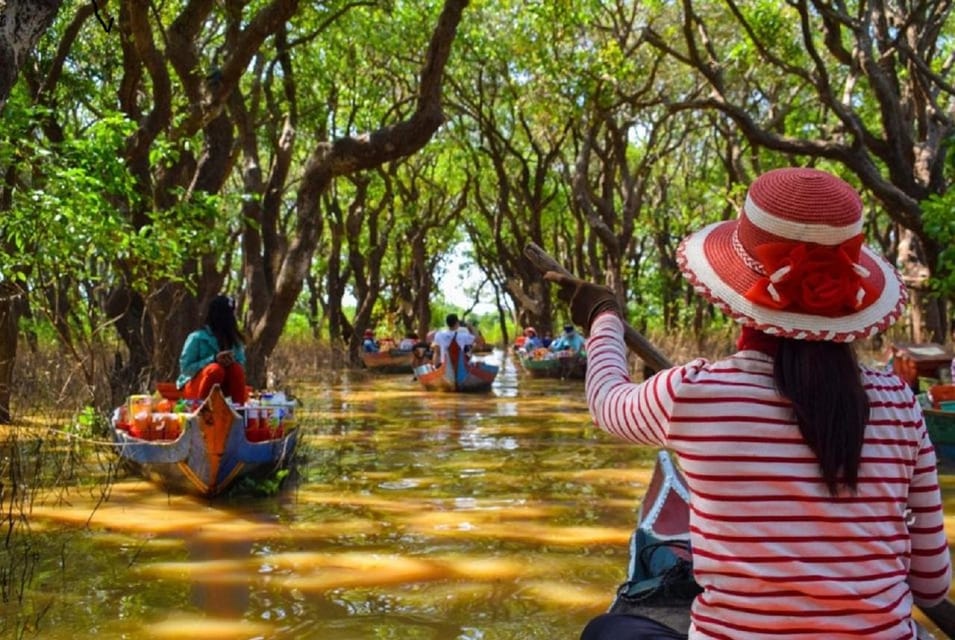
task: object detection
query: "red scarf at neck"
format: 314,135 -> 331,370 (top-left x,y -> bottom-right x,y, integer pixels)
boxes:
736,325 -> 780,356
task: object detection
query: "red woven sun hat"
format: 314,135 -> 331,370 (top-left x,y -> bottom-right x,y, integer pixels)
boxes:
677,167 -> 906,342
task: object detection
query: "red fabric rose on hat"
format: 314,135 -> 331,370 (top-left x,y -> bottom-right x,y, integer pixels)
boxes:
744,236 -> 879,316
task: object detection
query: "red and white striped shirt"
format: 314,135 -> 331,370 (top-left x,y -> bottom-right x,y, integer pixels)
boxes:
587,313 -> 952,639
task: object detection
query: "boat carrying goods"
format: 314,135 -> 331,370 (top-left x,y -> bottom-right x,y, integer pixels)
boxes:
111,384 -> 298,497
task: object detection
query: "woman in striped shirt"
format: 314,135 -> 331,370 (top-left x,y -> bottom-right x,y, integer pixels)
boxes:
549,168 -> 953,639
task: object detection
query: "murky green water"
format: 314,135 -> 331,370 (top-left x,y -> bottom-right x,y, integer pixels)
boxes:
7,351 -> 955,639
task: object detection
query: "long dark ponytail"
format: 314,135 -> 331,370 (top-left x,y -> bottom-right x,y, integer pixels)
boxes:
773,339 -> 869,496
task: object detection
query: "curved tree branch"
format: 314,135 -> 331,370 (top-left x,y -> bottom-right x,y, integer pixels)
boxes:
247,0 -> 470,367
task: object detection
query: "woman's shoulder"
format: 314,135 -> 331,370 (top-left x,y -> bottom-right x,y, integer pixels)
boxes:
680,351 -> 774,380
660,354 -> 776,405
859,363 -> 914,395
185,327 -> 212,341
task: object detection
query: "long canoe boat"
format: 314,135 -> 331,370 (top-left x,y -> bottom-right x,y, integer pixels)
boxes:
519,349 -> 586,380
607,450 -> 946,639
414,339 -> 498,392
359,348 -> 416,374
110,384 -> 298,497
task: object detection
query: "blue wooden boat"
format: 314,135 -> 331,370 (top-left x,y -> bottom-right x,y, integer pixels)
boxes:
110,385 -> 298,497
414,339 -> 498,392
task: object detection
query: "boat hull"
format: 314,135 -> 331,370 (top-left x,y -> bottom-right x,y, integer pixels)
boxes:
415,361 -> 498,392
360,349 -> 416,374
608,451 -> 695,633
415,338 -> 498,392
519,352 -> 586,379
112,385 -> 298,497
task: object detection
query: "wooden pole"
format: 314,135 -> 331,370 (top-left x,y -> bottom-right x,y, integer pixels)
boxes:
523,241 -> 673,372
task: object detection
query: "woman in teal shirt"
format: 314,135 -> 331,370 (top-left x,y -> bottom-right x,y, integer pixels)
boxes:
176,295 -> 248,404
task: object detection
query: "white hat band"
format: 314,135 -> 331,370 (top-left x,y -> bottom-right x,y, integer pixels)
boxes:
744,193 -> 863,245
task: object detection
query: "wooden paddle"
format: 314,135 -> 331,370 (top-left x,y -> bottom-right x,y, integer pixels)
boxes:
523,241 -> 955,639
523,241 -> 672,372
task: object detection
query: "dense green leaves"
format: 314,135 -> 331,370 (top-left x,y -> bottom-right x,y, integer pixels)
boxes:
2,0 -> 955,395
923,193 -> 955,300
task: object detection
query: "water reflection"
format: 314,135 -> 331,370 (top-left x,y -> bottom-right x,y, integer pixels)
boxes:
185,533 -> 252,619
16,357 -> 949,639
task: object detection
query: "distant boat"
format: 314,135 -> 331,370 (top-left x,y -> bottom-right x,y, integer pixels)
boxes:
414,339 -> 497,392
110,384 -> 298,497
890,342 -> 953,390
471,341 -> 494,355
519,349 -> 586,380
360,348 -> 416,374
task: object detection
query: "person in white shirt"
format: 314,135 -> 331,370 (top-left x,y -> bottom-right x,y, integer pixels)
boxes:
431,313 -> 475,368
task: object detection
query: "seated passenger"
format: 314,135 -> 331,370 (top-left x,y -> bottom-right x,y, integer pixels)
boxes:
362,329 -> 379,353
549,324 -> 585,354
177,294 -> 248,405
432,313 -> 475,368
522,327 -> 542,351
398,331 -> 418,351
